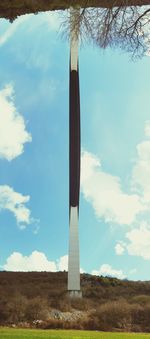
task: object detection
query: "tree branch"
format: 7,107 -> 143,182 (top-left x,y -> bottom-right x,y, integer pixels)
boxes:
1,0 -> 150,21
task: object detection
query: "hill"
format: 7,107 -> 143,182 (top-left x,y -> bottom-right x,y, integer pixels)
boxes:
0,271 -> 150,332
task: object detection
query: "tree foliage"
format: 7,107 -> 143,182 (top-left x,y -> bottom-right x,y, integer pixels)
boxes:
63,4 -> 150,58
1,1 -> 150,57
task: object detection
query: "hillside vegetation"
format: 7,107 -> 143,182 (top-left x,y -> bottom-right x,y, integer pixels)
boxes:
0,272 -> 150,332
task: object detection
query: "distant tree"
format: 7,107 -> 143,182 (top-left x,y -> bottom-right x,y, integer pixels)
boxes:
63,3 -> 150,58
1,1 -> 150,57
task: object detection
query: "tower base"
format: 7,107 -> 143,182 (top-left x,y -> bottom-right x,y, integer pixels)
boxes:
68,290 -> 82,298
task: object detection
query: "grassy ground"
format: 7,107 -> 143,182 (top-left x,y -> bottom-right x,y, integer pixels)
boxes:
0,329 -> 150,339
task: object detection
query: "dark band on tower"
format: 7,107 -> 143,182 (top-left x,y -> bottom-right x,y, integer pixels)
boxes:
69,65 -> 80,209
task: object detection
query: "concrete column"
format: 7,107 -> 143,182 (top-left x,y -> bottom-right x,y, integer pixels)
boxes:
68,206 -> 81,295
68,8 -> 82,297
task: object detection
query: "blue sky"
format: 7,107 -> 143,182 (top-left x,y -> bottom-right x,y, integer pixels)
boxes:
0,10 -> 150,280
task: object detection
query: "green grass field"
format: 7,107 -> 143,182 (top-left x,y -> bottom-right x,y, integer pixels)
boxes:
0,329 -> 150,339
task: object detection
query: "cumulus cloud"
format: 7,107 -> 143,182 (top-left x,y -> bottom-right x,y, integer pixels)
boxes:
81,150 -> 143,225
3,251 -> 84,272
3,250 -> 135,280
115,243 -> 125,255
0,84 -> 32,161
144,120 -> 150,138
115,222 -> 150,261
3,251 -> 57,272
132,121 -> 150,203
114,122 -> 150,261
57,254 -> 68,271
92,264 -> 126,279
0,185 -> 32,228
125,223 -> 150,260
56,255 -> 84,273
81,125 -> 150,262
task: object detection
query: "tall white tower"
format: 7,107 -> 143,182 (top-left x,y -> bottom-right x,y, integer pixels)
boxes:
68,8 -> 82,297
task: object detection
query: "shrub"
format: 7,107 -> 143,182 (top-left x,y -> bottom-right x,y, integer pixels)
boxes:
93,300 -> 132,331
25,297 -> 49,321
131,303 -> 150,332
131,295 -> 150,306
6,294 -> 27,323
70,297 -> 89,311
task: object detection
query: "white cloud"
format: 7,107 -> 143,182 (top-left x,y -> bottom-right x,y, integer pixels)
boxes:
57,255 -> 84,273
91,264 -> 126,279
81,123 -> 150,262
0,11 -> 61,49
44,11 -> 61,31
114,122 -> 150,261
115,243 -> 125,255
131,124 -> 150,203
3,251 -> 84,272
0,15 -> 32,46
3,251 -> 57,272
25,11 -> 61,33
0,84 -> 32,161
116,222 -> 150,261
57,254 -> 68,271
0,185 -> 32,228
0,13 -> 62,72
144,121 -> 150,138
81,150 -> 143,225
126,222 -> 150,260
129,268 -> 137,275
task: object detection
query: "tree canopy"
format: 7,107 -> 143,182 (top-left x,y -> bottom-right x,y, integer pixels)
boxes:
1,1 -> 150,57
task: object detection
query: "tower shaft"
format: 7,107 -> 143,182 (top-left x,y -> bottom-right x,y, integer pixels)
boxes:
68,8 -> 81,297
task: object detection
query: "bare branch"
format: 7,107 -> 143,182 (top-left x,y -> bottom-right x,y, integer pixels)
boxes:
1,1 -> 150,21
1,1 -> 150,58
61,5 -> 150,58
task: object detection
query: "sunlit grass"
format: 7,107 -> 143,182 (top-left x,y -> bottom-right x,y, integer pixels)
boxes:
0,328 -> 150,339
